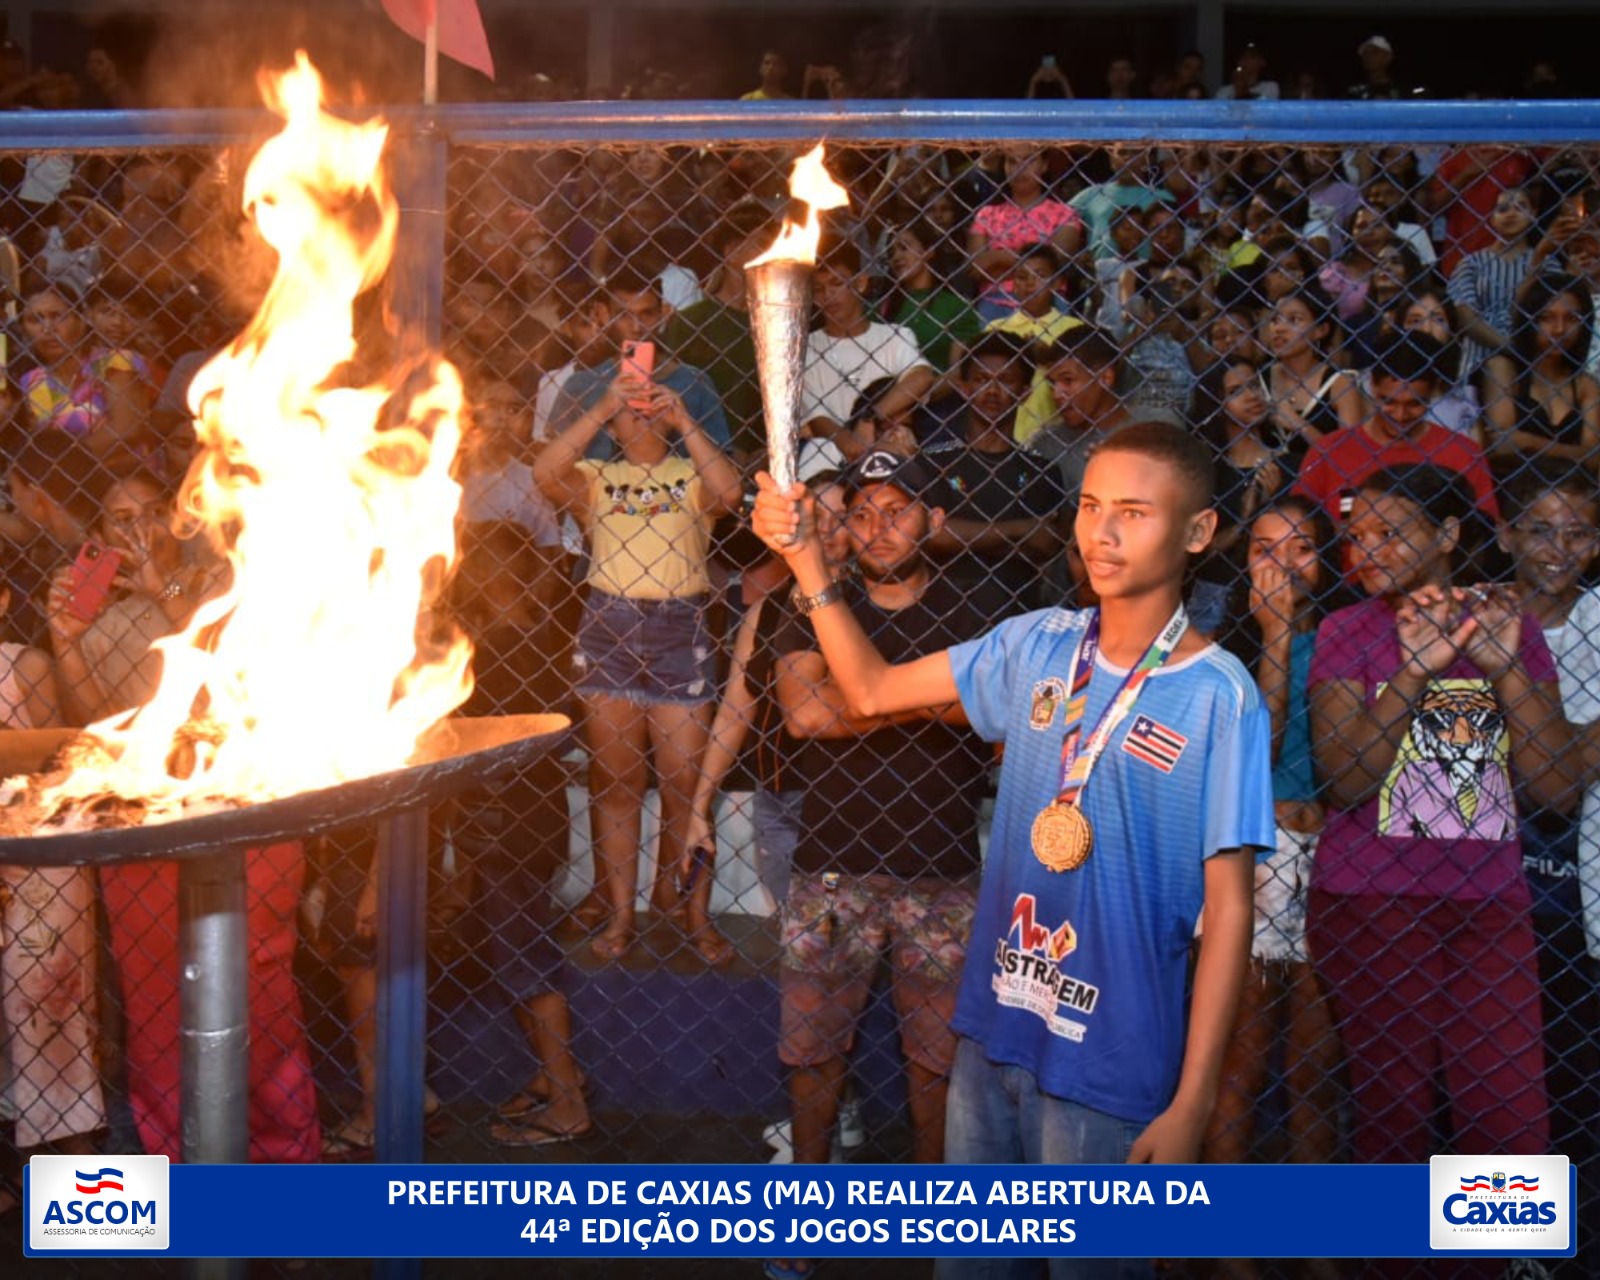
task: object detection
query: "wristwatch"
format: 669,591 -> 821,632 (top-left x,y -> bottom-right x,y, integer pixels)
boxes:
791,581 -> 844,616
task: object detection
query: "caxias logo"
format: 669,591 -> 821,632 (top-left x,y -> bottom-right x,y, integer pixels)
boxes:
1429,1155 -> 1568,1253
27,1154 -> 169,1252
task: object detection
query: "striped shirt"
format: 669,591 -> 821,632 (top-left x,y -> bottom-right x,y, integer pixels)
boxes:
1448,245 -> 1534,377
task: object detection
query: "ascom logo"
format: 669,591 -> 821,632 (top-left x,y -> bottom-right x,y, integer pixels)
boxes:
74,1168 -> 125,1194
1429,1155 -> 1569,1254
27,1154 -> 169,1252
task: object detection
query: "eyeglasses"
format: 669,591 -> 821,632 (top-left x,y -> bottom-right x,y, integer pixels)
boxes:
1514,521 -> 1600,552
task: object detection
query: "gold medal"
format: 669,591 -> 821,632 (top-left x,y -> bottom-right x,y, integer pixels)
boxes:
1031,802 -> 1094,872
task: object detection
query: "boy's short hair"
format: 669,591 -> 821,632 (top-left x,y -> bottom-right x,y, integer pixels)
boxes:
958,331 -> 1036,382
1091,420 -> 1216,513
1371,331 -> 1447,387
1050,324 -> 1121,375
1014,242 -> 1061,276
601,264 -> 660,301
817,237 -> 862,278
1499,456 -> 1600,524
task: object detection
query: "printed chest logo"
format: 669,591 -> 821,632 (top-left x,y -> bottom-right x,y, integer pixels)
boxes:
1029,677 -> 1068,730
992,893 -> 1100,1045
1122,715 -> 1188,773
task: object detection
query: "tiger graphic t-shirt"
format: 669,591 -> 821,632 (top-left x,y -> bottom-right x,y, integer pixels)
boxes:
1309,596 -> 1555,904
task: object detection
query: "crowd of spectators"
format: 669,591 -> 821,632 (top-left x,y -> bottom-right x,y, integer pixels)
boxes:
0,32 -> 1597,1280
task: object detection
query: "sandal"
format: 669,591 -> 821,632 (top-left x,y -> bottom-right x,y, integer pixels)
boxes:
495,1073 -> 588,1122
688,924 -> 735,968
323,1119 -> 374,1161
590,927 -> 634,964
489,1114 -> 593,1148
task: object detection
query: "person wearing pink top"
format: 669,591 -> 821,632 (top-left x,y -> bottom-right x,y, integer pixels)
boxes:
1308,462 -> 1569,1168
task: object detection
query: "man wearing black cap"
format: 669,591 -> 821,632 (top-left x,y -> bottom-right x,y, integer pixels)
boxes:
770,448 -> 990,1182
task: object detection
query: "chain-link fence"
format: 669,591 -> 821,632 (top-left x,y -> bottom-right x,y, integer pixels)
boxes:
1,99 -> 1598,1278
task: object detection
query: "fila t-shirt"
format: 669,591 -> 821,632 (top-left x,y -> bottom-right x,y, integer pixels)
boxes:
948,607 -> 1274,1123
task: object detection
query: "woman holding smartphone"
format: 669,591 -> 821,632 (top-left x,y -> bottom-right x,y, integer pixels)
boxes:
45,467 -> 322,1163
535,362 -> 743,965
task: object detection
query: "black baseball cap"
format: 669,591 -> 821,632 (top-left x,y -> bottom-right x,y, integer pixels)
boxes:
844,449 -> 950,508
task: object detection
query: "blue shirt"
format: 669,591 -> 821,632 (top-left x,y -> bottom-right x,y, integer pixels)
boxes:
1272,630 -> 1318,803
550,357 -> 731,461
948,608 -> 1275,1123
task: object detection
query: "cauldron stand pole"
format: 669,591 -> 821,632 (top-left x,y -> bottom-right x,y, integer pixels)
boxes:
179,844 -> 250,1280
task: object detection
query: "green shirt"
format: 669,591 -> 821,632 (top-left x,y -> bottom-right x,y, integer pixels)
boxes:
890,287 -> 982,373
662,299 -> 763,458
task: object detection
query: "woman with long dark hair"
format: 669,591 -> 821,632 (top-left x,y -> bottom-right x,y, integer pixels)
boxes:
1482,272 -> 1600,466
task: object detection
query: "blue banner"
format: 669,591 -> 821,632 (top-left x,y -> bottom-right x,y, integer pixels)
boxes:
24,1161 -> 1579,1260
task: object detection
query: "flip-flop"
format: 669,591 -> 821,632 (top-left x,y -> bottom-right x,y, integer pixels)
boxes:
590,929 -> 633,964
322,1120 -> 374,1161
689,925 -> 735,968
489,1115 -> 593,1148
497,1073 -> 588,1122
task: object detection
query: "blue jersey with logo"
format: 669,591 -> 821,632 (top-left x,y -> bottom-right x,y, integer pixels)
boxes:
948,607 -> 1275,1123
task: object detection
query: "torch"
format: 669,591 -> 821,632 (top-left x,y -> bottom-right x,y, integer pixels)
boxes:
744,144 -> 849,494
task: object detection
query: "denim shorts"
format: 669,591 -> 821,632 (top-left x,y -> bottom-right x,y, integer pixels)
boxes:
573,590 -> 716,706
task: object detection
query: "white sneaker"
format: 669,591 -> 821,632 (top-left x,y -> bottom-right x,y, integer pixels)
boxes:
764,1119 -> 793,1165
837,1098 -> 865,1149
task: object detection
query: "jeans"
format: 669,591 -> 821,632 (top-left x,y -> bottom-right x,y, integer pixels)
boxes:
936,1037 -> 1154,1280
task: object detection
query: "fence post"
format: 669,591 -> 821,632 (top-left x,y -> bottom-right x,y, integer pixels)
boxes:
372,123 -> 446,1280
179,846 -> 250,1280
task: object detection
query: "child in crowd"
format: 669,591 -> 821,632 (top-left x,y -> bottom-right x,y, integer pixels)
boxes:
1309,463 -> 1566,1165
1448,185 -> 1539,381
447,524 -> 592,1147
1499,463 -> 1600,1255
1204,499 -> 1344,1280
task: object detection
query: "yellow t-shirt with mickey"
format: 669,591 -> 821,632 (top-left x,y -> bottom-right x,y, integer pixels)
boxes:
579,456 -> 711,600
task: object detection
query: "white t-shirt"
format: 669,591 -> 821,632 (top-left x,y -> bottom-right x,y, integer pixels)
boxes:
800,322 -> 928,427
1215,80 -> 1280,101
1554,593 -> 1600,959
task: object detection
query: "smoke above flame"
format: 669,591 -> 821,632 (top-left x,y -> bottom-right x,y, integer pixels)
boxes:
21,53 -> 473,826
744,143 -> 850,268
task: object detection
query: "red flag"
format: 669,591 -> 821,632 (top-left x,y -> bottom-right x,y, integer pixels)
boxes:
380,0 -> 495,80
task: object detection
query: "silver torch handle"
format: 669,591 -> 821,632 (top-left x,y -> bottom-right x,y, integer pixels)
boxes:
746,259 -> 813,495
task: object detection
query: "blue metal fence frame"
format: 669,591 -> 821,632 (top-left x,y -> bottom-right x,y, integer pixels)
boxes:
1,98 -> 1596,1278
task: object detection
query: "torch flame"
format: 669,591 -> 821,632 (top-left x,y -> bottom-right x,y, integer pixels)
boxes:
744,143 -> 850,268
23,52 -> 473,825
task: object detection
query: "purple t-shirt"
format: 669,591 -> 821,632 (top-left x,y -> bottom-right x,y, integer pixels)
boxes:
1308,596 -> 1555,904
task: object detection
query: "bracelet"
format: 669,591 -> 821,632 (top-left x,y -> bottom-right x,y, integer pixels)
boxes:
791,581 -> 844,616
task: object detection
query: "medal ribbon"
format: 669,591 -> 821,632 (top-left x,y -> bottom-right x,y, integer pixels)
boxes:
1050,605 -> 1188,808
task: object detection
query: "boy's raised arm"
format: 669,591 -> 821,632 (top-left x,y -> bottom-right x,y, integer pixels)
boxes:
751,472 -> 960,718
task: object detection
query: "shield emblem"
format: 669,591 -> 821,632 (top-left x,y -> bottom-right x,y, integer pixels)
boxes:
1491,1172 -> 1506,1192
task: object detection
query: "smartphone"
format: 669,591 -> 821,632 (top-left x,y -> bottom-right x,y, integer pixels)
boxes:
65,541 -> 124,623
1041,55 -> 1057,69
620,339 -> 655,413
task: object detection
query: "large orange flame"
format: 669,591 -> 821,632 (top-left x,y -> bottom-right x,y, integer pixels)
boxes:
33,53 -> 472,823
744,143 -> 850,267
